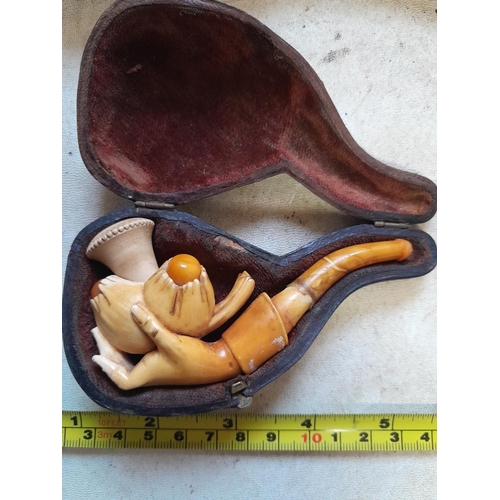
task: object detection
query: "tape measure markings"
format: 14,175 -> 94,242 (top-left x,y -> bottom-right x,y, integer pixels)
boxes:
63,412 -> 436,451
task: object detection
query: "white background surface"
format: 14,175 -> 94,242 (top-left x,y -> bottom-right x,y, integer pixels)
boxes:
62,0 -> 437,498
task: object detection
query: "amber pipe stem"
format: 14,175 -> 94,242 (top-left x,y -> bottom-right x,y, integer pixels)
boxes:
271,239 -> 413,333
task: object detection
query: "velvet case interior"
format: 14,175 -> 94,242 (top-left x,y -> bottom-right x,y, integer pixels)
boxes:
78,0 -> 436,223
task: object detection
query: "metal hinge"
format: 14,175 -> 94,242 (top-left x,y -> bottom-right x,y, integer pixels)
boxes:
231,380 -> 253,409
134,201 -> 175,210
374,221 -> 410,229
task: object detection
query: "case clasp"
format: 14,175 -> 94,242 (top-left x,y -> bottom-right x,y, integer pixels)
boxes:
231,381 -> 253,409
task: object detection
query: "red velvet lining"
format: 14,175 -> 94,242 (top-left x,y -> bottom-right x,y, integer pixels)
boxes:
84,2 -> 434,217
88,5 -> 286,191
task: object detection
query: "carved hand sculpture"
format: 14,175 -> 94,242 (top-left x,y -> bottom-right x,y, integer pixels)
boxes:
87,218 -> 413,390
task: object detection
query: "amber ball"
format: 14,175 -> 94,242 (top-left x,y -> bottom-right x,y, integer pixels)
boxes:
167,254 -> 202,286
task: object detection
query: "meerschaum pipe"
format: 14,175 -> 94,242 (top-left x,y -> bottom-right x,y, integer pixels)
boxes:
91,238 -> 413,389
87,218 -> 256,353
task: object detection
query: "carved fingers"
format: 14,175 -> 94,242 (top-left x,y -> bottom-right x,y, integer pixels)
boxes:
129,303 -> 241,386
92,355 -> 132,389
92,327 -> 135,389
130,304 -> 184,358
91,327 -> 134,371
205,271 -> 255,335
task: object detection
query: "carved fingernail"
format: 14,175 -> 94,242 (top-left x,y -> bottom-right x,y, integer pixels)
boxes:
131,304 -> 149,325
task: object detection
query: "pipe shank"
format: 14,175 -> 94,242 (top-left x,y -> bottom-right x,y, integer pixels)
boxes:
272,239 -> 412,333
222,293 -> 288,374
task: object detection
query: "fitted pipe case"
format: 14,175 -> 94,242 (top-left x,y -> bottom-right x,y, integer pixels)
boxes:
62,0 -> 437,416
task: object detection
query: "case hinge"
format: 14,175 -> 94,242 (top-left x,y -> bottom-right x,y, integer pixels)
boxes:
374,221 -> 410,229
134,201 -> 175,210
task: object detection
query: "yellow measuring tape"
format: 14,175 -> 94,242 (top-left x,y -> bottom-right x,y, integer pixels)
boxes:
63,411 -> 436,451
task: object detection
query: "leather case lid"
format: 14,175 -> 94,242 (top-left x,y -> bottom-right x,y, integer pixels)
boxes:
77,0 -> 436,224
